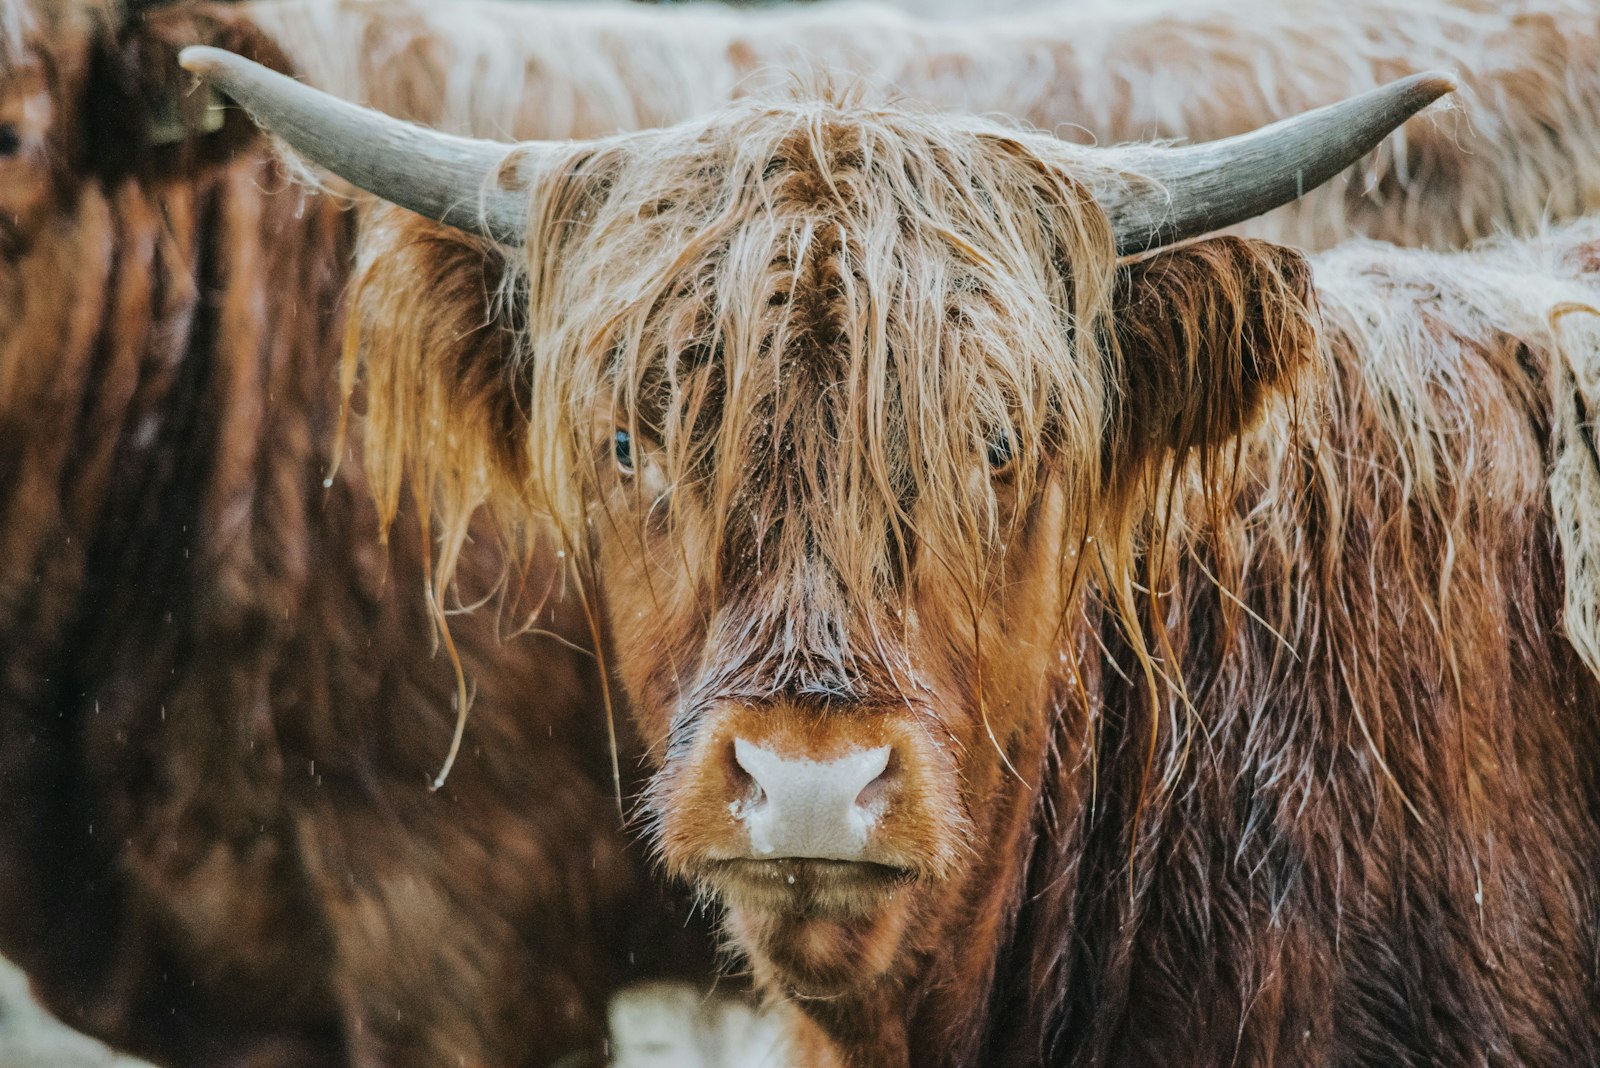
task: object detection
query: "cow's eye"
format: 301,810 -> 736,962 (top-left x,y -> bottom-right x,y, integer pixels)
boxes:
0,124 -> 20,158
986,431 -> 1014,473
614,428 -> 635,474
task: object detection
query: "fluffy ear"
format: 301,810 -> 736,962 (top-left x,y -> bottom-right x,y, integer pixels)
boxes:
346,207 -> 528,533
1106,235 -> 1316,478
347,138 -> 625,545
82,6 -> 289,178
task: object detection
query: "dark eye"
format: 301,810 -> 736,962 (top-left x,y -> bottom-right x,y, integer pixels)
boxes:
0,124 -> 20,158
986,432 -> 1014,472
614,428 -> 634,474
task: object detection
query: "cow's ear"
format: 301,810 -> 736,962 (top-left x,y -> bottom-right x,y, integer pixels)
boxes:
1105,235 -> 1316,480
83,7 -> 289,178
347,148 -> 621,534
347,207 -> 529,529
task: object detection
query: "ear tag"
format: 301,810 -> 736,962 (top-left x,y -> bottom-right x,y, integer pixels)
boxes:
147,86 -> 226,147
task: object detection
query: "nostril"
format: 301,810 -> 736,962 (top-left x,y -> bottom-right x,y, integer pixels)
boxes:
725,739 -> 764,807
854,749 -> 899,813
733,738 -> 893,811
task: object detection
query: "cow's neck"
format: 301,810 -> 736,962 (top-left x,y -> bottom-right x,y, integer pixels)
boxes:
778,677 -> 1074,1068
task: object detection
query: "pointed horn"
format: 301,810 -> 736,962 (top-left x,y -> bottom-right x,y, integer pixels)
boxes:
178,46 -> 535,244
1100,72 -> 1456,255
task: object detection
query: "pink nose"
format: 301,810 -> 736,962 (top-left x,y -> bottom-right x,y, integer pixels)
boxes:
730,739 -> 894,861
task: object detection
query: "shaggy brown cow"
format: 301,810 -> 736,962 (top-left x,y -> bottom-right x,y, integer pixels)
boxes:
191,48 -> 1600,1068
0,5 -> 716,1068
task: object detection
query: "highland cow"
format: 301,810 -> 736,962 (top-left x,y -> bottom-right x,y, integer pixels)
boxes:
189,47 -> 1600,1068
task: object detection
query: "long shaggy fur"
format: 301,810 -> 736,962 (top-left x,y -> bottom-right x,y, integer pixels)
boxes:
347,85 -> 1600,1064
1551,302 -> 1600,677
990,220 -> 1600,1067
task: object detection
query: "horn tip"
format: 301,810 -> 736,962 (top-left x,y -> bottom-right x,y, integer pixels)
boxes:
1404,70 -> 1458,105
178,45 -> 234,78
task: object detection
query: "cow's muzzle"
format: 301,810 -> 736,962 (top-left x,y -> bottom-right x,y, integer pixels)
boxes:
657,700 -> 968,918
731,738 -> 892,861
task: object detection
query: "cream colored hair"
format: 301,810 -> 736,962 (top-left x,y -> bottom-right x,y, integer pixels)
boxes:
242,0 -> 1600,248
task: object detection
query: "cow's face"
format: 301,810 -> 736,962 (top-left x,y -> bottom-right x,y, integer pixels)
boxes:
343,111 -> 1318,996
562,132 -> 1103,997
0,1 -> 91,259
593,350 -> 1081,994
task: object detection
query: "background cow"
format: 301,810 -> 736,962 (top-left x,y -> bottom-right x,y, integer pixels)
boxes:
242,0 -> 1600,249
0,4 -> 724,1067
193,46 -> 1600,1068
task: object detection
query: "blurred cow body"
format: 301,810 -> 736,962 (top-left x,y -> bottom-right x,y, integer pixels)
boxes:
0,5 -> 718,1067
248,0 -> 1600,249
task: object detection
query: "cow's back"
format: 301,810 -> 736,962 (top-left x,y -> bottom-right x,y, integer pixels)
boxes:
1007,219 -> 1600,1066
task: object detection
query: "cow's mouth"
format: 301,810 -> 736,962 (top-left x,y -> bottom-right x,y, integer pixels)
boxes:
703,857 -> 915,918
712,860 -> 919,994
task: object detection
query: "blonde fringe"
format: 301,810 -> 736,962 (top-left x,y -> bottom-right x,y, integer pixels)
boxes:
513,104 -> 1120,624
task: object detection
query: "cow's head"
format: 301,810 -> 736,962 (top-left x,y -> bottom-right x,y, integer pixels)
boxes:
0,1 -> 276,241
0,2 -> 287,431
183,49 -> 1447,997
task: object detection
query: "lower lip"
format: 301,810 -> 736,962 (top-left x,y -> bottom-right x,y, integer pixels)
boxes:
710,857 -> 912,883
703,858 -> 913,912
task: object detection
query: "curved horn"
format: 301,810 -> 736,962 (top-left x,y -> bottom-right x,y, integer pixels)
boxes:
1099,72 -> 1456,255
178,46 -> 535,244
183,45 -> 1451,258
